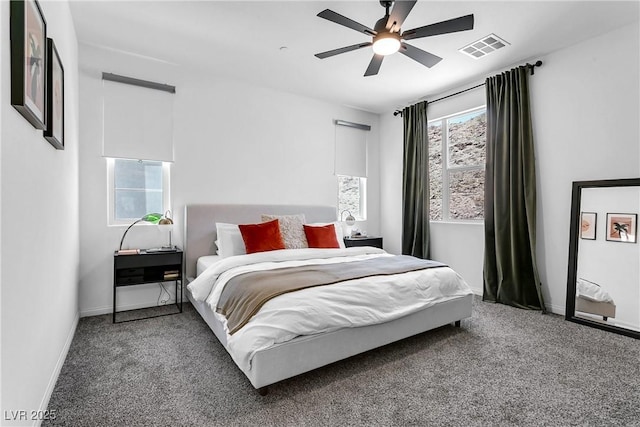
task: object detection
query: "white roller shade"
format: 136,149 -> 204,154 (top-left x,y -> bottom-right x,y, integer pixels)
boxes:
334,122 -> 369,177
102,76 -> 175,162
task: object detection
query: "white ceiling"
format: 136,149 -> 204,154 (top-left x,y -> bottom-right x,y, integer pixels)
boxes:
69,1 -> 640,113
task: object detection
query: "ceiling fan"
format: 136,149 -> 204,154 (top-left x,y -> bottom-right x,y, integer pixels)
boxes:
314,0 -> 474,76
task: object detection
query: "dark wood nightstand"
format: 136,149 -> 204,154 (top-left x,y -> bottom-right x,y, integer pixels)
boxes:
113,248 -> 183,323
343,236 -> 383,249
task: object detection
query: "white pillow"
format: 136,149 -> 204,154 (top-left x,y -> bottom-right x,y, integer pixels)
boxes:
577,278 -> 614,303
306,221 -> 346,249
215,223 -> 246,258
261,214 -> 308,249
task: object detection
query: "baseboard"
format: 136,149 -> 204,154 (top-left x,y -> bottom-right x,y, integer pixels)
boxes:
471,288 -> 566,316
82,282 -> 180,317
35,311 -> 79,427
81,299 -> 180,317
546,301 -> 565,316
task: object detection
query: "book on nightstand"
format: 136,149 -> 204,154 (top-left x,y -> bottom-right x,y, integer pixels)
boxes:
163,270 -> 180,280
116,249 -> 140,255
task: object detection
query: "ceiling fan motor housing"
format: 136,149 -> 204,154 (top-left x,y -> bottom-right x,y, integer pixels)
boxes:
374,15 -> 389,33
373,4 -> 401,57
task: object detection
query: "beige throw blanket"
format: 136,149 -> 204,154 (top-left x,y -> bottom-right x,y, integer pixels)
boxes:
217,255 -> 446,335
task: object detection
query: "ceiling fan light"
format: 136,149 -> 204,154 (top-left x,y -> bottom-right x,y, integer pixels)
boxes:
372,32 -> 401,56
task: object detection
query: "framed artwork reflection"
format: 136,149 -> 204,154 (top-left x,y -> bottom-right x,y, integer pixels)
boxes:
10,0 -> 47,129
606,213 -> 637,243
580,212 -> 597,240
44,38 -> 64,149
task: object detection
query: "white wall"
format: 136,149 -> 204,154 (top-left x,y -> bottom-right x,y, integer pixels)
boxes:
380,21 -> 640,311
0,1 -> 80,425
77,45 -> 380,316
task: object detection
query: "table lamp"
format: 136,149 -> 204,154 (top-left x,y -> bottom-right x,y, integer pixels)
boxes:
341,210 -> 356,237
341,210 -> 356,226
119,212 -> 162,251
158,210 -> 174,249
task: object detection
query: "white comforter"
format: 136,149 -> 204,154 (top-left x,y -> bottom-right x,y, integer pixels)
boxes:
187,247 -> 472,373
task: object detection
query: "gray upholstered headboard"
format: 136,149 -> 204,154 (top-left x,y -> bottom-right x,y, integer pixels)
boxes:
183,204 -> 337,278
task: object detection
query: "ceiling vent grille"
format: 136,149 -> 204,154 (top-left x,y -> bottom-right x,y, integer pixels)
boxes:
459,34 -> 509,59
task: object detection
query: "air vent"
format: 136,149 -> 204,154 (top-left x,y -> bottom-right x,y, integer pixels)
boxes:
459,34 -> 509,59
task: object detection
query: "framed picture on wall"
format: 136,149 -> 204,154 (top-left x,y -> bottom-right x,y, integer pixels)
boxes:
580,212 -> 597,240
606,213 -> 637,243
10,0 -> 47,129
44,38 -> 64,149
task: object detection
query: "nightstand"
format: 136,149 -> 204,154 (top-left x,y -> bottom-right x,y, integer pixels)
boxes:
113,249 -> 183,323
343,236 -> 383,249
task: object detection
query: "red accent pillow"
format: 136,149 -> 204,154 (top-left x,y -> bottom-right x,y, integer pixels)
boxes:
303,224 -> 340,248
239,219 -> 286,254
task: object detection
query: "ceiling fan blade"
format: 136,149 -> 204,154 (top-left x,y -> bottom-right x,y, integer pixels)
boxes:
315,42 -> 372,59
386,0 -> 417,31
402,14 -> 474,40
317,9 -> 376,36
399,43 -> 442,68
364,54 -> 384,76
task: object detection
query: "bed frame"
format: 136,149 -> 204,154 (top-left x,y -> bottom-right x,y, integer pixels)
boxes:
184,204 -> 473,393
576,296 -> 616,321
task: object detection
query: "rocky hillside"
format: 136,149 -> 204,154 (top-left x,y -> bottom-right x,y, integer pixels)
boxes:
428,112 -> 486,220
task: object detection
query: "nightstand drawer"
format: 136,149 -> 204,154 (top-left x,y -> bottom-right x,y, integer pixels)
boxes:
116,275 -> 145,285
115,251 -> 182,269
343,236 -> 383,249
118,268 -> 144,277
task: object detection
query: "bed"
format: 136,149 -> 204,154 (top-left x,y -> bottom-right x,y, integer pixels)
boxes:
575,278 -> 616,321
184,204 -> 474,394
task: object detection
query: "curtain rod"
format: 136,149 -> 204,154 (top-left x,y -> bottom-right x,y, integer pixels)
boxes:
393,60 -> 542,117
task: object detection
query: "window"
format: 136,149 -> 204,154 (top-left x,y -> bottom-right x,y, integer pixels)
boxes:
337,175 -> 366,221
334,121 -> 369,221
428,107 -> 486,221
108,158 -> 170,225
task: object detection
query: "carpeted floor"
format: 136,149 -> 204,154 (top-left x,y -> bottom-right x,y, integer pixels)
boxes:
44,297 -> 640,426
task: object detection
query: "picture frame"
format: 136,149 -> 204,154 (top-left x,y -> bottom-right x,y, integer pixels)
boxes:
606,213 -> 637,243
10,0 -> 47,129
44,38 -> 64,149
580,212 -> 597,240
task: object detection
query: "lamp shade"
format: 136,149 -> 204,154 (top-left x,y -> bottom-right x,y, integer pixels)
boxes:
119,213 -> 162,251
158,210 -> 173,225
341,210 -> 356,226
142,213 -> 163,223
157,210 -> 174,248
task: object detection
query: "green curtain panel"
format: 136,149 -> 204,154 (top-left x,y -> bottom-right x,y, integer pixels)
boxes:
402,101 -> 430,259
483,66 -> 545,311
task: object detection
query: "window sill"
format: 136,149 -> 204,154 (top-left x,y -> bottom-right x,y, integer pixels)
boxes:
430,220 -> 483,226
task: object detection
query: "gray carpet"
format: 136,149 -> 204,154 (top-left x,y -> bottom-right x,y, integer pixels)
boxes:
44,297 -> 640,426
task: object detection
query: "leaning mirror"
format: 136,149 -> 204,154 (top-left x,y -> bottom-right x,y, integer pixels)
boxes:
566,178 -> 640,339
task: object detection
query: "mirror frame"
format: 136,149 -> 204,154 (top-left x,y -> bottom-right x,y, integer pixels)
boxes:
566,177 -> 640,339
